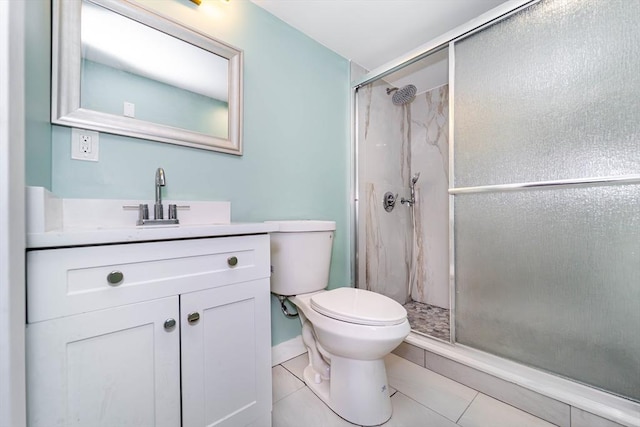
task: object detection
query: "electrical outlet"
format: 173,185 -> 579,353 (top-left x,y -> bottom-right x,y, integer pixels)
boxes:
123,101 -> 135,118
71,128 -> 99,161
79,135 -> 91,153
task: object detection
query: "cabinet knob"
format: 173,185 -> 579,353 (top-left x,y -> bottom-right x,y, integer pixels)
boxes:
187,312 -> 200,324
227,256 -> 238,267
106,270 -> 124,286
164,318 -> 176,330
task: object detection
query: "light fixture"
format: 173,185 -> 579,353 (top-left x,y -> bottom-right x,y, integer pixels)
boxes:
190,0 -> 231,4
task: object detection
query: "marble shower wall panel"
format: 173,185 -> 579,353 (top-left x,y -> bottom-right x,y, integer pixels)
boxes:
410,85 -> 450,308
364,182 -> 413,304
357,80 -> 413,304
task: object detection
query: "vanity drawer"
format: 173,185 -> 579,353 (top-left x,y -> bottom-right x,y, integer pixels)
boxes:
27,234 -> 270,323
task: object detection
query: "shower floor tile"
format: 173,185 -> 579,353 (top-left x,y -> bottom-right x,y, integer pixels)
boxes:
403,300 -> 450,341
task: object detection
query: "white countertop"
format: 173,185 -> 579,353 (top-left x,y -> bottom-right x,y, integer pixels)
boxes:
27,222 -> 279,249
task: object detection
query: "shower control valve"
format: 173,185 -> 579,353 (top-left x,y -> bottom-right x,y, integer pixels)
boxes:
383,192 -> 398,212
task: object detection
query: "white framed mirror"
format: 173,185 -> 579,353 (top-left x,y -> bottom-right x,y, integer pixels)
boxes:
52,0 -> 243,155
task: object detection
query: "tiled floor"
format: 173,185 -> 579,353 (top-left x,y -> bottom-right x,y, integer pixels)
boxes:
403,300 -> 450,341
272,352 -> 557,427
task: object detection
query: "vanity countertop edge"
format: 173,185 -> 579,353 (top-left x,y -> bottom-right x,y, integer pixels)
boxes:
27,222 -> 279,249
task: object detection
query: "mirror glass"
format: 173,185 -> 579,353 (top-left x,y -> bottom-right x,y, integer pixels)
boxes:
53,0 -> 243,154
81,0 -> 229,139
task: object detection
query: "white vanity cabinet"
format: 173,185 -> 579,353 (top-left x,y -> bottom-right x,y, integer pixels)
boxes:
181,281 -> 271,427
27,297 -> 182,426
26,234 -> 272,427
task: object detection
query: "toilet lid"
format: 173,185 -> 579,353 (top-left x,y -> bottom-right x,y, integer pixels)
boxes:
310,288 -> 407,326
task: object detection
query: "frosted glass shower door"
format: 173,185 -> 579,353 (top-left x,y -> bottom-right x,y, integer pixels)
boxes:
453,0 -> 640,401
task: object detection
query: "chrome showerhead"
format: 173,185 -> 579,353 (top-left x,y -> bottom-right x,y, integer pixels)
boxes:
386,84 -> 417,105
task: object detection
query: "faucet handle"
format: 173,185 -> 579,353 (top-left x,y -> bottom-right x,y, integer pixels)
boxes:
168,204 -> 177,220
122,204 -> 149,218
123,204 -> 149,225
140,204 -> 149,221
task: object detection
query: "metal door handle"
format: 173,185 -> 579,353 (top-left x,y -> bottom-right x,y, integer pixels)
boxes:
106,270 -> 124,286
227,256 -> 238,267
164,318 -> 176,330
187,312 -> 200,324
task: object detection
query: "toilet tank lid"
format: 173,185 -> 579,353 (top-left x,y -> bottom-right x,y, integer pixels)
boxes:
265,220 -> 336,232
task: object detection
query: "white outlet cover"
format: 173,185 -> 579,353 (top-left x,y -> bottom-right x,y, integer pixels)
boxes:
123,101 -> 135,118
71,128 -> 100,161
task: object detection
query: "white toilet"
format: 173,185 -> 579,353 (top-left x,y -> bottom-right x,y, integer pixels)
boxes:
269,220 -> 410,426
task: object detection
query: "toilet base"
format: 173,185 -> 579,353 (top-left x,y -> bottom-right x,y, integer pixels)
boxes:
303,355 -> 392,426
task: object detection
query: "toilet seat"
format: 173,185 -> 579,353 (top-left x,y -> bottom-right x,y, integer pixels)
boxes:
310,288 -> 407,326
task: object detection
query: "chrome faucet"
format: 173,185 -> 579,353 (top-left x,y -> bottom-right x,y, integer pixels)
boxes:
154,167 -> 166,219
124,167 -> 181,226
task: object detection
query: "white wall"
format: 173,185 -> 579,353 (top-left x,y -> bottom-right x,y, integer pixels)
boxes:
0,1 -> 26,426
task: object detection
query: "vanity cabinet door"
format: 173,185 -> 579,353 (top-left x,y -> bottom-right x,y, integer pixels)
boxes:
180,279 -> 272,427
26,297 -> 181,427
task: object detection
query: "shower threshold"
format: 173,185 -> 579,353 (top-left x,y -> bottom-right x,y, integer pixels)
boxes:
403,300 -> 450,342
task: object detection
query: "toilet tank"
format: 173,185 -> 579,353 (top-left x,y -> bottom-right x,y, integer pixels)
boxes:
267,220 -> 336,296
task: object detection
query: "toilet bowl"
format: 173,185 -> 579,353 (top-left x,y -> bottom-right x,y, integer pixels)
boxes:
268,220 -> 410,426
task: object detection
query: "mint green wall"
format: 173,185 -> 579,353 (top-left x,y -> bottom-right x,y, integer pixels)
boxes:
28,0 -> 351,346
25,0 -> 51,188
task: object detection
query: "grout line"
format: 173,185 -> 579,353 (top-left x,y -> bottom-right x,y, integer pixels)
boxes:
393,391 -> 465,424
280,361 -> 307,383
485,396 -> 562,427
273,384 -> 312,409
272,366 -> 307,404
273,386 -> 303,405
456,390 -> 480,424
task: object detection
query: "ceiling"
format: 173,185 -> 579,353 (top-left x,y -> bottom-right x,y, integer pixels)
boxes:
250,0 -> 509,73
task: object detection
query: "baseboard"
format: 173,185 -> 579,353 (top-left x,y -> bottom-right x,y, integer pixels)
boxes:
271,335 -> 306,366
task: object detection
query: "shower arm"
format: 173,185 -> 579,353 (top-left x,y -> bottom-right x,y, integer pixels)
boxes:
400,195 -> 414,207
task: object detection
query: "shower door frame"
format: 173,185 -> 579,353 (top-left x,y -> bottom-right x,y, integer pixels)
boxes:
351,0 -> 538,344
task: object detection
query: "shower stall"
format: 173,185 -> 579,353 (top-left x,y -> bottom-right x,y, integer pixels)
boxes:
353,0 -> 640,419
355,51 -> 451,341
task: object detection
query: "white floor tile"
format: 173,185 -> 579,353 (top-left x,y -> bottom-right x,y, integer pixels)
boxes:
281,353 -> 309,382
381,392 -> 459,427
272,365 -> 305,404
458,394 -> 557,427
425,351 -> 570,427
385,353 -> 478,422
272,356 -> 558,427
272,386 -> 357,427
